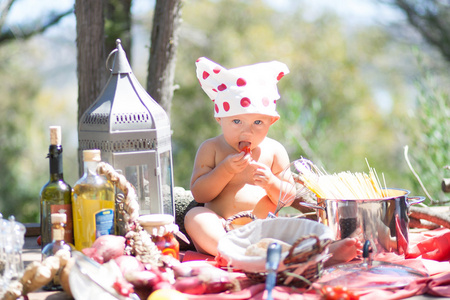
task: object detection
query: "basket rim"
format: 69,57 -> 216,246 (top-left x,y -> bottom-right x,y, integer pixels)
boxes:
217,217 -> 333,273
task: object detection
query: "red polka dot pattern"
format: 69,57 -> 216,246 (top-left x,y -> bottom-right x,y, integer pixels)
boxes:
277,72 -> 285,81
237,78 -> 246,86
218,84 -> 227,91
240,97 -> 251,108
195,57 -> 289,118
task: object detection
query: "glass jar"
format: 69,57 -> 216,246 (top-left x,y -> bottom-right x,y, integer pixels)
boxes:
138,214 -> 180,259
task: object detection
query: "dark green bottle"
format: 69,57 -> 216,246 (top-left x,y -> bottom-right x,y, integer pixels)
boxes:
40,126 -> 73,250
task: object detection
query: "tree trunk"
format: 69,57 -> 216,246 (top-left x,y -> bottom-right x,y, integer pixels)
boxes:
75,0 -> 107,123
105,0 -> 132,59
393,0 -> 450,63
146,0 -> 183,118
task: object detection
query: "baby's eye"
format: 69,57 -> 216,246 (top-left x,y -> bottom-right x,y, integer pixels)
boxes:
232,119 -> 241,124
254,120 -> 262,125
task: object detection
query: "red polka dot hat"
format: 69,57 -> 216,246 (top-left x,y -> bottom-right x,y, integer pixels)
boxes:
195,57 -> 289,119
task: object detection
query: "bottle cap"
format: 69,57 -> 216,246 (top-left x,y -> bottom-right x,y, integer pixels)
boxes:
138,214 -> 174,226
49,126 -> 61,145
51,213 -> 67,224
83,149 -> 101,162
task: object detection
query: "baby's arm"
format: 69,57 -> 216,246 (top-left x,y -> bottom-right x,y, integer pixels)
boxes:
251,142 -> 295,205
190,139 -> 251,203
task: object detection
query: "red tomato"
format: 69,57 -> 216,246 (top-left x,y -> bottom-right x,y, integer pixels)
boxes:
320,285 -> 359,300
241,146 -> 251,155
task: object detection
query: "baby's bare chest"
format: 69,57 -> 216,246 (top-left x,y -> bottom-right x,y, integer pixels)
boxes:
207,182 -> 267,218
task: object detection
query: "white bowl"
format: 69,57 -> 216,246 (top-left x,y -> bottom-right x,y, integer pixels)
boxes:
217,217 -> 333,273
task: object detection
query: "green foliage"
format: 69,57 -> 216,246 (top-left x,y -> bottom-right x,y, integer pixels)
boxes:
0,43 -> 43,222
406,56 -> 450,204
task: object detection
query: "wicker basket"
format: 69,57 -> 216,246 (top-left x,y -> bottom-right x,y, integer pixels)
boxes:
218,217 -> 333,288
245,234 -> 330,287
224,211 -> 257,232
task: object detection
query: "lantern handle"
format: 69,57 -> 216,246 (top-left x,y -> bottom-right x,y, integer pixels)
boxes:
106,48 -> 118,72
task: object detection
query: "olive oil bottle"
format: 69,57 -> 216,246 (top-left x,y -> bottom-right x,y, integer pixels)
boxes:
40,126 -> 73,250
72,149 -> 115,251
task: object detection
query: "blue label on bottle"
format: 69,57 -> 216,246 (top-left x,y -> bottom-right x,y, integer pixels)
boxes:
95,209 -> 114,238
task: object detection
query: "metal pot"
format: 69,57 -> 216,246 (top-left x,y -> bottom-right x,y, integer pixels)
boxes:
298,188 -> 425,255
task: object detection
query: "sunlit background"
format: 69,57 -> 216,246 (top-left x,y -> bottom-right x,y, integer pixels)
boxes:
1,0 -> 448,222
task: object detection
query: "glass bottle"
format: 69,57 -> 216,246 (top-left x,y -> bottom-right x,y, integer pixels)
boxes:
42,213 -> 74,291
40,126 -> 73,250
0,215 -> 25,295
73,149 -> 115,251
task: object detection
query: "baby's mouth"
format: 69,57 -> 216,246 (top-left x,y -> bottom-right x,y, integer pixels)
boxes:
238,141 -> 251,151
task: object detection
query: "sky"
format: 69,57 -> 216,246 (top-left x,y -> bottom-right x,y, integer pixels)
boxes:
6,0 -> 403,26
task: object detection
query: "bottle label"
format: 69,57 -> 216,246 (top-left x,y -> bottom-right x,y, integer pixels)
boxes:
95,209 -> 115,238
50,204 -> 73,244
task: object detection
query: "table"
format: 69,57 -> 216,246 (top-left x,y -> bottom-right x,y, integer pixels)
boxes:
20,232 -> 448,300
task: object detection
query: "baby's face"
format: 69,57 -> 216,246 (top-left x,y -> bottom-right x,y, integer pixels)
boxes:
216,114 -> 277,152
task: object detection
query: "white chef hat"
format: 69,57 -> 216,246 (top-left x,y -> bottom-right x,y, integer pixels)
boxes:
195,57 -> 289,119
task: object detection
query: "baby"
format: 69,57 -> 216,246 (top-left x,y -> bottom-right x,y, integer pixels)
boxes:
184,57 -> 361,263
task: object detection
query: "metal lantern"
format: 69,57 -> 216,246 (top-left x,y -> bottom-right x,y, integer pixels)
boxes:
78,39 -> 175,219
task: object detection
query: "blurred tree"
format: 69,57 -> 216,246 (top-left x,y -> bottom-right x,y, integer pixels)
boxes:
0,1 -> 72,44
377,0 -> 450,202
146,0 -> 183,116
76,0 -> 182,121
0,0 -> 184,220
1,0 -> 449,225
105,0 -> 132,58
0,44 -> 43,221
0,1 -> 75,222
404,55 -> 450,203
388,0 -> 450,63
75,0 -> 107,124
58,0 -> 135,124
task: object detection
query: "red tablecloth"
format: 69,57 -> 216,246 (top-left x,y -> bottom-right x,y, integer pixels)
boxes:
181,228 -> 450,299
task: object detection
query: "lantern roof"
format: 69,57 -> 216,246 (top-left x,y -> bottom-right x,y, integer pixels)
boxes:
78,39 -> 172,153
79,39 -> 170,134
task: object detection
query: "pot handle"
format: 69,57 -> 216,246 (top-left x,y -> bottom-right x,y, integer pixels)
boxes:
407,196 -> 426,206
296,201 -> 325,211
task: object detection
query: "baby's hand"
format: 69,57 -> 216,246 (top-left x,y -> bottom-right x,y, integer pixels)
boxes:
222,152 -> 252,174
250,161 -> 274,189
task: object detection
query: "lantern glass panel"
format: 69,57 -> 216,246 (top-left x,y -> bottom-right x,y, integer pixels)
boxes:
112,151 -> 161,216
124,164 -> 151,214
160,151 -> 174,216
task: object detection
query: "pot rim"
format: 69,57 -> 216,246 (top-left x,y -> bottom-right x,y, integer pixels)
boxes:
317,187 -> 410,202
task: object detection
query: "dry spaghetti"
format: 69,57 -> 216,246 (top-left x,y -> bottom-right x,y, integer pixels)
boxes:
293,158 -> 388,200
